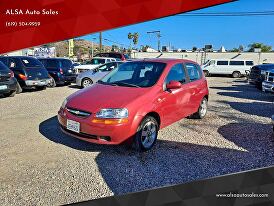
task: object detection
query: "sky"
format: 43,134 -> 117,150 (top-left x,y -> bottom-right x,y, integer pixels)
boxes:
82,0 -> 274,51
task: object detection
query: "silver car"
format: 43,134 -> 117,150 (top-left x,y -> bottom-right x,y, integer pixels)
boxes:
76,61 -> 124,88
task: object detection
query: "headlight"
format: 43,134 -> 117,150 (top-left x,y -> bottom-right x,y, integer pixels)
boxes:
95,108 -> 128,119
61,98 -> 68,109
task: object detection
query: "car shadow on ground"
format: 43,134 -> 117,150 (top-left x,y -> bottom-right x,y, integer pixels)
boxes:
218,100 -> 274,118
39,116 -> 274,195
68,85 -> 80,89
210,83 -> 274,102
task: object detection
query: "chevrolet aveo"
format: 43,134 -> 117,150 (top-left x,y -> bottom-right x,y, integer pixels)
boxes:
58,59 -> 209,151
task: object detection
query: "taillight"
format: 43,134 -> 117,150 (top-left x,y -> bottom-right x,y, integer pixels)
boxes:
9,71 -> 14,78
18,74 -> 28,81
60,68 -> 63,74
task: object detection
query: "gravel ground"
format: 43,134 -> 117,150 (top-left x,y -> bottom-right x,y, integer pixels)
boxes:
1,77 -> 274,205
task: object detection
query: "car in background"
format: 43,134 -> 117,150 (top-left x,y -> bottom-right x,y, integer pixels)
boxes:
0,56 -> 50,91
0,61 -> 20,97
38,58 -> 77,87
249,64 -> 274,90
76,61 -> 124,88
262,70 -> 274,93
74,57 -> 117,73
202,59 -> 254,78
94,52 -> 129,61
58,59 -> 209,152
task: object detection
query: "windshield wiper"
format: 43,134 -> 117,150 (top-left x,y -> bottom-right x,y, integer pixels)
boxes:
112,82 -> 141,88
97,80 -> 117,86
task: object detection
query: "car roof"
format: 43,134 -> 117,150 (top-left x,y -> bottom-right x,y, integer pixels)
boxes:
0,56 -> 37,59
37,57 -> 71,60
92,57 -> 116,59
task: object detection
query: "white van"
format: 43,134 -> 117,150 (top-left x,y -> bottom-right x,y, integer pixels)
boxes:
202,59 -> 254,78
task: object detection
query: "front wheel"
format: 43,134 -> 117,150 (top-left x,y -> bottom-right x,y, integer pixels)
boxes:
191,97 -> 208,119
232,71 -> 241,78
47,77 -> 56,88
81,78 -> 93,88
133,116 -> 159,152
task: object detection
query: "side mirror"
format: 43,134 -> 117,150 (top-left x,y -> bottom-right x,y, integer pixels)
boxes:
166,80 -> 182,90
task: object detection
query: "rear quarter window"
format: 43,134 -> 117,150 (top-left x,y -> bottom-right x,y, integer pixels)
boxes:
246,61 -> 254,66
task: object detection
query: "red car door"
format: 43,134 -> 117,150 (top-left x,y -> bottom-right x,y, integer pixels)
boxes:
157,63 -> 192,128
185,63 -> 206,112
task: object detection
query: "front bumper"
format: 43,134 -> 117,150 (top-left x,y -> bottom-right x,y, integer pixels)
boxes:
58,108 -> 142,145
262,81 -> 274,93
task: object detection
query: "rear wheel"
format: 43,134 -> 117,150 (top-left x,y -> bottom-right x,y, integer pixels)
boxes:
81,78 -> 93,88
47,77 -> 56,88
191,97 -> 208,119
232,71 -> 241,78
16,82 -> 22,94
132,116 -> 159,152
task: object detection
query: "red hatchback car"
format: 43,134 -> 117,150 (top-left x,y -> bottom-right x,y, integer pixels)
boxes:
58,59 -> 209,151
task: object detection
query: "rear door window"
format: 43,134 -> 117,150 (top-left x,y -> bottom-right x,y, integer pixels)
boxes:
61,59 -> 72,68
185,63 -> 202,82
46,59 -> 59,68
229,61 -> 244,66
217,61 -> 229,65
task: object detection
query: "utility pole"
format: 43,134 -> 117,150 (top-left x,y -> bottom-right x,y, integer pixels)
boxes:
99,32 -> 102,52
147,30 -> 161,52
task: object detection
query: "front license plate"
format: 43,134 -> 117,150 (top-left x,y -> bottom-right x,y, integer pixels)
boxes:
67,119 -> 80,133
0,85 -> 7,90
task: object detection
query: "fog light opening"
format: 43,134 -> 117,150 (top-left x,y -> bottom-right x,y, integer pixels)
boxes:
99,136 -> 111,141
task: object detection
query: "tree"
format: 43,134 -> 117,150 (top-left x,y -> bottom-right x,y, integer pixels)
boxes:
230,48 -> 239,52
128,32 -> 139,48
248,43 -> 272,52
192,47 -> 197,52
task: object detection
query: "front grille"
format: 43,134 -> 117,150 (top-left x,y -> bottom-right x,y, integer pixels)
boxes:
66,107 -> 91,118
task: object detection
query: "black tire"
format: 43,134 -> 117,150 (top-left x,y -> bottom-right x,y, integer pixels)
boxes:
190,97 -> 208,119
16,82 -> 22,94
3,90 -> 16,97
47,77 -> 56,88
81,78 -> 93,88
232,71 -> 241,78
132,116 -> 159,152
203,70 -> 210,77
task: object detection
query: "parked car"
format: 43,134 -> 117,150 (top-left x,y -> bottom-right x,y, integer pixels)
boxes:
202,59 -> 254,78
0,61 -> 20,97
76,61 -> 124,88
94,52 -> 129,61
74,57 -> 117,73
262,70 -> 274,93
38,58 -> 77,87
249,64 -> 274,90
58,59 -> 209,152
0,56 -> 51,90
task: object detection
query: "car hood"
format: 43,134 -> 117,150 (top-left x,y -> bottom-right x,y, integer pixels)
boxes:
67,83 -> 148,113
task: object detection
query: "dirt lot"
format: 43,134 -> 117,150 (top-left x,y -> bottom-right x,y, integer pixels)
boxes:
1,77 -> 274,205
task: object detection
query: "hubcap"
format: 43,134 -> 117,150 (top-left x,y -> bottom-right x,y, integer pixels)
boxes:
83,79 -> 91,87
200,99 -> 207,117
141,122 -> 157,148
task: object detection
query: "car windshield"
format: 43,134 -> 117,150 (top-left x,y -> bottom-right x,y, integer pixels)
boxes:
98,62 -> 166,88
84,58 -> 105,65
21,58 -> 43,67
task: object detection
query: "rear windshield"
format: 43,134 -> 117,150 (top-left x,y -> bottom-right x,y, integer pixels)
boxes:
0,61 -> 9,71
21,58 -> 43,67
61,59 -> 72,68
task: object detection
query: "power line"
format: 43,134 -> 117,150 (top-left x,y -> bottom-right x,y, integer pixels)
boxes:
177,11 -> 274,16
